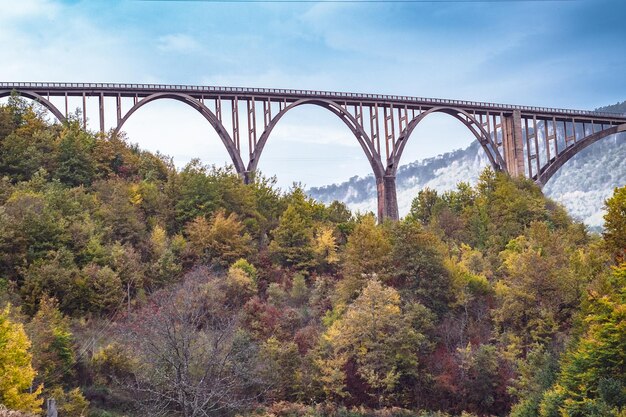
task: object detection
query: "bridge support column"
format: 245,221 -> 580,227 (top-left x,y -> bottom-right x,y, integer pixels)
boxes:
376,175 -> 399,222
503,110 -> 525,177
243,170 -> 252,185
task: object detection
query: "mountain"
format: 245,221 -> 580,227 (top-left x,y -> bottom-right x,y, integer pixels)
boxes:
308,102 -> 626,229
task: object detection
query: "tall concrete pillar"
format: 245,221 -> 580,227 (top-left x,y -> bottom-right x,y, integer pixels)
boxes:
375,175 -> 399,222
243,170 -> 252,185
383,175 -> 399,221
503,110 -> 525,177
376,176 -> 385,222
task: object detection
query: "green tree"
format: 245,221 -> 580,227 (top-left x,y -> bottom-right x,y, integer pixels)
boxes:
269,204 -> 315,269
54,123 -> 96,187
27,297 -> 76,388
390,220 -> 452,315
173,159 -> 222,228
457,343 -> 500,414
508,346 -> 558,417
0,130 -> 56,182
21,249 -> 84,315
82,264 -> 124,314
603,185 -> 626,262
260,337 -> 301,401
0,305 -> 43,413
334,214 -> 391,307
495,222 -> 583,351
93,179 -> 147,246
538,263 -> 626,417
408,188 -> 442,225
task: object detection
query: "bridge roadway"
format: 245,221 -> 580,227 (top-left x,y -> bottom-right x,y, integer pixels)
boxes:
2,82 -> 626,221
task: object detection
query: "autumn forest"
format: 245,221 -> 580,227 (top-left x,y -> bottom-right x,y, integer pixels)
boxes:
0,96 -> 625,417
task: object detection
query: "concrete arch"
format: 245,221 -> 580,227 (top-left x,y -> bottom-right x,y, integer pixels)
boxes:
390,107 -> 506,176
247,99 -> 384,179
536,123 -> 626,186
0,90 -> 66,123
113,92 -> 246,174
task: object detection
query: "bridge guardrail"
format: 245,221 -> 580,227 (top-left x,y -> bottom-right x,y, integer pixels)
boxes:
1,82 -> 625,119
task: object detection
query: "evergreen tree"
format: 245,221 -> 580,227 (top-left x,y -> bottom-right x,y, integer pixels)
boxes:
603,185 -> 626,262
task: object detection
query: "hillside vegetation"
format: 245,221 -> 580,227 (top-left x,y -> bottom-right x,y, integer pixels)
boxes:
0,96 -> 625,417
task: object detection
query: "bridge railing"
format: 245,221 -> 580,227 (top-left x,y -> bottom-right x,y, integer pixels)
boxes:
1,82 -> 625,119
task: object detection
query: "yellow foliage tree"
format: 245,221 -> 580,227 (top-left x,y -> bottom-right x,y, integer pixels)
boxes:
314,226 -> 339,266
185,210 -> 252,267
317,279 -> 424,405
149,224 -> 168,257
0,305 -> 43,413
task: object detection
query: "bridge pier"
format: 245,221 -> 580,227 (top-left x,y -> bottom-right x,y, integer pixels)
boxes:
243,170 -> 252,185
376,175 -> 399,222
503,110 -> 525,177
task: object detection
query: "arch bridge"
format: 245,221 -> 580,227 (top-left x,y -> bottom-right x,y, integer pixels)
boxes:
2,82 -> 625,221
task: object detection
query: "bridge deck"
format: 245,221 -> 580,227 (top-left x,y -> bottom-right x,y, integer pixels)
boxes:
2,81 -> 625,123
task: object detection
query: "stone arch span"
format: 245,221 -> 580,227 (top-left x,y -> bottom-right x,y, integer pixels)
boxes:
536,123 -> 626,186
389,106 -> 506,176
0,90 -> 66,123
113,92 -> 246,174
247,99 -> 384,179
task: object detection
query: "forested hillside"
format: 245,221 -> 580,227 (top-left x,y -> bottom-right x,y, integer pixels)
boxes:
1,96 -> 625,417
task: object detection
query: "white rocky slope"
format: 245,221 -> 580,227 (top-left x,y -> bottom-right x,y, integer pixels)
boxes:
308,131 -> 626,230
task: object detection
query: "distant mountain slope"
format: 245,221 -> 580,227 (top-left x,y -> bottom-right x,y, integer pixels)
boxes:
308,102 -> 626,229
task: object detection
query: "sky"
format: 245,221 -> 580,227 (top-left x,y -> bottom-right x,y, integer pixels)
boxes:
0,0 -> 625,189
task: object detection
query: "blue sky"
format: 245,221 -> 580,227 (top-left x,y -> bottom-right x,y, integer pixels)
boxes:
0,0 -> 625,188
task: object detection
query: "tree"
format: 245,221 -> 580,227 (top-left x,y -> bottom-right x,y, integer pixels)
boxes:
259,337 -> 301,401
185,210 -> 252,267
457,343 -> 500,414
537,263 -> 626,417
123,275 -> 263,417
173,160 -> 222,228
317,279 -> 429,406
26,297 -> 76,388
21,249 -> 84,316
603,185 -> 626,262
46,387 -> 89,417
82,264 -> 125,314
408,188 -> 441,225
269,204 -> 315,269
314,226 -> 339,269
390,220 -> 452,315
508,346 -> 558,417
93,179 -> 147,246
54,123 -> 96,187
495,222 -> 583,351
342,214 -> 391,279
289,273 -> 309,305
0,130 -> 56,182
225,262 -> 258,305
0,305 -> 43,413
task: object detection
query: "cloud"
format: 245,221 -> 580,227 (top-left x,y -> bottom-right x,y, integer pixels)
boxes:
157,34 -> 201,54
0,0 -> 59,21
